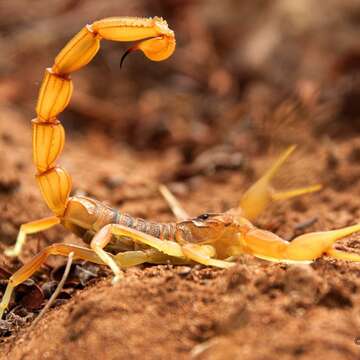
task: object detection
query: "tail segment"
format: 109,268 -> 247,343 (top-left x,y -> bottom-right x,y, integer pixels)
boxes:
33,71 -> 73,216
32,17 -> 176,216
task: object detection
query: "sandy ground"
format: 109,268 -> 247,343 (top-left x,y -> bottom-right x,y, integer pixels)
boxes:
0,1 -> 360,359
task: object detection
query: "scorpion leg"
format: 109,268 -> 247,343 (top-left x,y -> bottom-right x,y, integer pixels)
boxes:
239,145 -> 321,221
0,243 -> 183,318
0,243 -> 106,319
159,184 -> 190,220
91,224 -> 186,282
114,249 -> 190,266
182,244 -> 235,268
110,224 -> 184,257
4,216 -> 60,257
104,224 -> 234,267
90,225 -> 125,283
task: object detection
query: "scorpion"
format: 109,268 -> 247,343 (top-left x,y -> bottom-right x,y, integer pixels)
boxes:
1,16 -> 360,318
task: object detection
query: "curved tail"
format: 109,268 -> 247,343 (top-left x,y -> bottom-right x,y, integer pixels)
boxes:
32,17 -> 176,216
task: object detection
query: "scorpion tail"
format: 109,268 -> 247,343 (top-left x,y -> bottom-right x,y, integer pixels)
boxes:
32,17 -> 175,216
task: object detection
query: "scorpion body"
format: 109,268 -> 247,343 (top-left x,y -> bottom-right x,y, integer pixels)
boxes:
62,195 -> 179,247
1,16 -> 360,318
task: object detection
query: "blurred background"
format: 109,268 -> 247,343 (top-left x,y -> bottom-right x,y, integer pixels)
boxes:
1,0 -> 359,144
0,0 -> 359,227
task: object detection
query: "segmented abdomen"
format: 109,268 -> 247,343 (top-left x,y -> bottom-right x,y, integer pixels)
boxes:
116,212 -> 177,241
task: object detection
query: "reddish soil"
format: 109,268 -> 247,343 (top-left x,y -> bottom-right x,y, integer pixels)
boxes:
0,1 -> 360,359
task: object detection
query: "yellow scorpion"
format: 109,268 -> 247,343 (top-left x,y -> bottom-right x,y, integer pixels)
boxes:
1,16 -> 360,318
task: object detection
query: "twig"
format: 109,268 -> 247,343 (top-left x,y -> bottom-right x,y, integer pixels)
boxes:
30,252 -> 74,329
294,217 -> 318,232
159,184 -> 190,221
